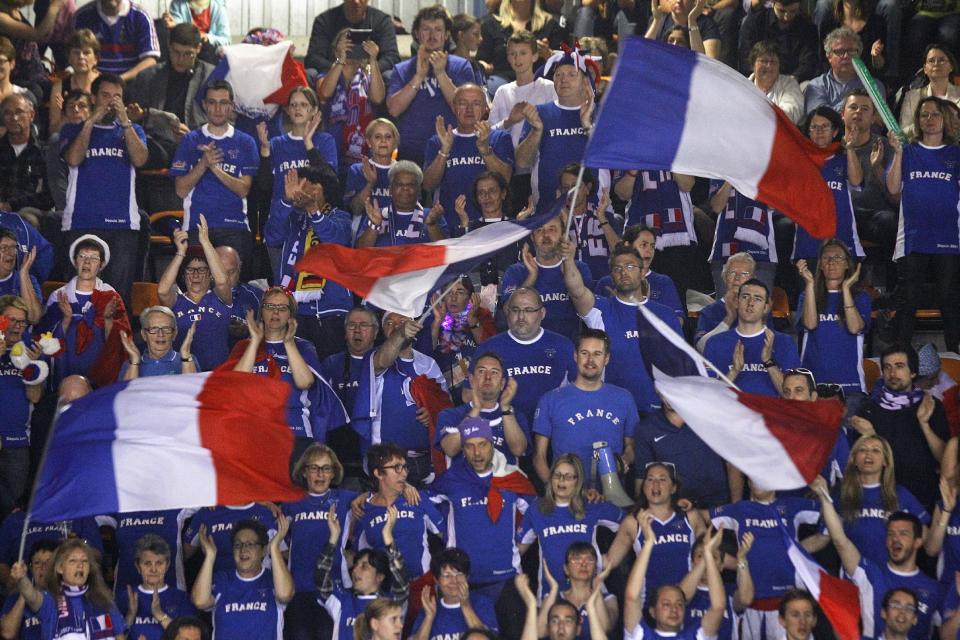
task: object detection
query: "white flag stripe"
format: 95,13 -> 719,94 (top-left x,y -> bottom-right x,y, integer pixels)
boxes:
786,539 -> 822,599
638,305 -> 709,376
654,375 -> 806,490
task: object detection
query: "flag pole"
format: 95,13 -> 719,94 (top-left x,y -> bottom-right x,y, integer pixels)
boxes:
17,397 -> 68,563
563,165 -> 587,237
418,277 -> 466,325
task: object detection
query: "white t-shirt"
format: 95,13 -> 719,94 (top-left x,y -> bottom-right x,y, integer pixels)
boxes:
489,77 -> 558,174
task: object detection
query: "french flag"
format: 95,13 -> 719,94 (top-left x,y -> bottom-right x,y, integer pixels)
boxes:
204,41 -> 307,120
295,204 -> 561,318
30,371 -> 305,521
584,37 -> 837,239
653,374 -> 844,490
783,525 -> 861,640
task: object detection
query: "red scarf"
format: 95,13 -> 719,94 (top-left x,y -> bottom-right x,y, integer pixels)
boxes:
219,339 -> 280,377
77,289 -> 130,387
409,374 -> 453,476
487,466 -> 537,522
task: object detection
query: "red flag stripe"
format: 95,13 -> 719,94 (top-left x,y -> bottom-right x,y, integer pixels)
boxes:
197,371 -> 305,504
817,568 -> 862,640
293,243 -> 447,297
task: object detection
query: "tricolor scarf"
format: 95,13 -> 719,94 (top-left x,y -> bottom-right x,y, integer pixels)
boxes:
733,205 -> 771,250
53,585 -> 120,639
870,380 -> 925,411
440,451 -> 537,522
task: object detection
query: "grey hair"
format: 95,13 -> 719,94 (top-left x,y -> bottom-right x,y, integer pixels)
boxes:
389,160 -> 424,189
823,27 -> 861,55
721,252 -> 756,277
139,305 -> 177,330
134,533 -> 171,562
346,306 -> 380,333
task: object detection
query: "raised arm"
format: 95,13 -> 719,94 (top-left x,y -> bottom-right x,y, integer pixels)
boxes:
372,317 -> 421,375
733,532 -> 756,609
885,132 -> 903,196
560,238 -> 595,316
624,510 -> 656,632
700,526 -> 727,638
157,228 -> 187,307
812,475 -> 861,576
232,310 -> 263,373
280,319 -> 316,390
197,214 -> 233,305
9,561 -> 42,613
191,524 -> 218,610
925,476 -> 955,556
516,573 -> 541,640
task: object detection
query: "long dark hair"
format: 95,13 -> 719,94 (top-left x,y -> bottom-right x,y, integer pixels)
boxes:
813,238 -> 860,330
631,462 -> 683,517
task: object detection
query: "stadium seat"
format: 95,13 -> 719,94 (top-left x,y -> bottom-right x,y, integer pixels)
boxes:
771,287 -> 790,320
131,282 -> 160,319
41,280 -> 65,301
864,358 -> 880,392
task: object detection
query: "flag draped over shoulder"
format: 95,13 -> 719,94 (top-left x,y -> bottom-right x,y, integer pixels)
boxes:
30,371 -> 305,521
583,36 -> 837,239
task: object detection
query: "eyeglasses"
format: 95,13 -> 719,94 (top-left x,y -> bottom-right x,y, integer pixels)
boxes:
305,464 -> 335,475
830,47 -> 860,58
380,463 -> 408,474
185,267 -> 210,275
76,254 -> 101,264
2,108 -> 30,118
0,244 -> 17,255
262,303 -> 290,312
233,541 -> 263,551
821,255 -> 848,264
552,472 -> 579,482
439,570 -> 464,580
808,124 -> 834,132
144,326 -> 175,335
611,264 -> 641,274
725,270 -> 752,280
3,317 -> 27,327
887,602 -> 917,614
346,322 -> 376,330
507,306 -> 543,316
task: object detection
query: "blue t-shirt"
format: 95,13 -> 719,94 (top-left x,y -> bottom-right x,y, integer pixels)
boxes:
211,569 -> 285,640
0,210 -> 54,281
686,586 -> 737,640
60,122 -> 145,231
103,509 -> 193,594
533,383 -> 640,489
115,585 -> 195,640
581,296 -> 682,413
626,618 -> 705,640
117,350 -> 191,380
435,402 -> 530,465
500,260 -> 593,339
631,511 -> 696,606
356,204 -> 448,246
895,143 -> 960,258
320,351 -> 369,417
837,484 -> 928,568
354,494 -> 446,578
184,504 -> 277,575
797,289 -> 872,395
72,1 -> 159,74
707,180 -> 777,263
321,589 -> 377,640
411,595 -> 499,639
521,101 -> 589,208
0,350 -> 33,448
517,499 -> 622,598
0,591 -> 41,640
703,327 -> 800,397
423,129 -> 514,232
388,55 -> 477,163
0,271 -> 41,304
282,489 -> 357,593
343,160 -> 392,212
710,497 -> 821,598
171,290 -> 233,371
465,329 -> 576,425
169,125 -> 260,230
851,557 -> 942,640
37,590 -> 126,640
793,154 -> 863,260
593,271 -> 684,323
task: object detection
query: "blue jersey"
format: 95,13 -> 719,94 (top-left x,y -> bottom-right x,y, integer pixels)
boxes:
522,101 -> 589,207
793,154 -> 863,260
627,618 -> 705,640
624,171 -> 696,248
60,122 -> 144,230
432,459 -> 532,583
282,489 -> 357,593
0,270 -> 40,304
500,260 -> 593,339
354,494 -> 445,578
465,329 -> 576,425
570,205 -> 622,280
594,271 -> 684,322
169,125 -> 259,230
837,484 -> 928,568
582,295 -> 682,412
104,509 -> 193,594
704,327 -> 800,397
343,160 -> 392,212
388,55 -> 476,163
321,351 -> 369,417
266,132 -> 338,223
896,143 -> 960,258
0,512 -> 103,565
708,181 -> 776,263
435,402 -> 530,465
211,569 -> 285,640
172,290 -> 233,371
115,585 -> 195,640
0,350 -> 33,448
184,504 -> 277,575
710,498 -> 821,598
357,203 -> 448,246
633,411 -> 731,508
72,1 -> 160,74
851,557 -> 942,640
424,129 -> 514,232
1,592 -> 41,640
686,586 -> 737,640
0,210 -> 54,281
39,286 -> 108,381
798,290 -> 872,395
321,590 -> 377,640
37,590 -> 125,640
411,595 -> 498,639
229,283 -> 262,326
533,383 -> 640,489
517,499 -> 622,598
631,511 -> 696,606
938,503 -> 960,587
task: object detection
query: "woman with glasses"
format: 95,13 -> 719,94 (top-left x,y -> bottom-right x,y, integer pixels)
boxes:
796,238 -> 870,396
900,45 -> 960,138
118,306 -> 197,379
605,462 -> 705,608
517,454 -> 623,600
836,434 -> 930,566
887,96 -> 960,353
48,29 -> 100,134
281,444 -> 360,640
192,516 -> 294,640
157,214 -> 233,370
795,107 -> 865,264
227,287 -> 347,441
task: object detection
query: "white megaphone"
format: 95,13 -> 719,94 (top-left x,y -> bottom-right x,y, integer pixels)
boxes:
593,441 -> 634,508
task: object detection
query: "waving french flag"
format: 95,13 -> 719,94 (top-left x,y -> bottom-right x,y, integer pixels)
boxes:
295,204 -> 561,318
204,41 -> 307,120
584,37 -> 837,239
30,371 -> 305,521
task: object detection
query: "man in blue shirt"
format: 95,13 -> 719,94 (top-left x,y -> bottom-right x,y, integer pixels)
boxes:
118,306 -> 198,380
533,328 -> 637,488
171,80 -> 259,265
703,278 -> 800,397
72,0 -> 160,81
695,252 -> 757,352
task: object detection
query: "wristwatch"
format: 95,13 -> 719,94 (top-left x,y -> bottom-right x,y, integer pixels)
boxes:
763,359 -> 777,369
181,355 -> 194,363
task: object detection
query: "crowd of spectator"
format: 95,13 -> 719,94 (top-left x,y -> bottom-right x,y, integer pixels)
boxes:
0,0 -> 959,638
